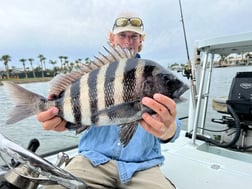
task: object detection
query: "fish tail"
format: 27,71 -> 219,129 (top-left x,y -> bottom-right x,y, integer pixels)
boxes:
2,81 -> 48,124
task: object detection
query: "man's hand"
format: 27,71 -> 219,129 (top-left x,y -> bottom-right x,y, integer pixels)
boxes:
37,107 -> 67,132
140,93 -> 177,141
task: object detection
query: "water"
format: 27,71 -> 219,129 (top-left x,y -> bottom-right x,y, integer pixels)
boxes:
0,66 -> 251,165
0,82 -> 81,158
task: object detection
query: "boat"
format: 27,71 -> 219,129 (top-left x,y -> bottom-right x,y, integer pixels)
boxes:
161,31 -> 252,189
0,32 -> 251,188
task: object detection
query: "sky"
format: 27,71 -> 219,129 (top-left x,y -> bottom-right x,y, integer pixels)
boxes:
0,0 -> 252,70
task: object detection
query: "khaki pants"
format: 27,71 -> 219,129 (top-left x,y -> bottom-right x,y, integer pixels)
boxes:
43,155 -> 175,189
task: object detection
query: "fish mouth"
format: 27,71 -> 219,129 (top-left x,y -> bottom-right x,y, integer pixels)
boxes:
173,84 -> 189,102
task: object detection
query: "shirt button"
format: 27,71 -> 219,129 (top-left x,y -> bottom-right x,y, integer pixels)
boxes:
117,142 -> 121,146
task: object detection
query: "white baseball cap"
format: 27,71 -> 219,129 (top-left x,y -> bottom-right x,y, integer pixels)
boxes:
112,12 -> 145,35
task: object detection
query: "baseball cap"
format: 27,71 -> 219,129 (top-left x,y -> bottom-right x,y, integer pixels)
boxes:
112,13 -> 145,35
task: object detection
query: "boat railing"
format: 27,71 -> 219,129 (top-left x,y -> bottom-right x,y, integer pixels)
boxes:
187,32 -> 252,150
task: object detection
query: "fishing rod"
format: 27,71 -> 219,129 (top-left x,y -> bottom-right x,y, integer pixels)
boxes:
178,0 -> 197,109
178,0 -> 190,66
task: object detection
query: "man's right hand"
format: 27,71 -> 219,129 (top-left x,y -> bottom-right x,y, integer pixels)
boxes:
37,107 -> 67,132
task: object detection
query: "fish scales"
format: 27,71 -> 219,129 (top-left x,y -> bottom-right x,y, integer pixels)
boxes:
104,60 -> 119,120
96,60 -> 113,124
141,61 -> 156,97
64,58 -> 152,126
113,59 -> 128,105
88,68 -> 99,125
80,73 -> 91,125
122,59 -> 137,103
70,79 -> 82,125
62,84 -> 73,123
2,46 -> 189,146
112,59 -> 135,121
68,58 -> 153,126
102,58 -> 140,123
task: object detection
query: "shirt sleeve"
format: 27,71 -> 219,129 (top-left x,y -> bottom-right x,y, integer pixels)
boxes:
160,117 -> 182,143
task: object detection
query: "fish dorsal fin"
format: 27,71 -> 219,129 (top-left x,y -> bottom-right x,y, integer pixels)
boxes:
93,44 -> 136,66
67,45 -> 135,76
48,45 -> 136,96
48,71 -> 83,96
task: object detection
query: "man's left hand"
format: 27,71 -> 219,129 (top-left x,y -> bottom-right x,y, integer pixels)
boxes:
140,93 -> 177,141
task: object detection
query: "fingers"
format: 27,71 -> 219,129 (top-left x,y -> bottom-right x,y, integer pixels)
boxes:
49,119 -> 67,132
140,114 -> 164,137
153,94 -> 177,116
140,114 -> 177,140
37,107 -> 59,122
141,94 -> 176,123
36,107 -> 67,132
140,93 -> 177,140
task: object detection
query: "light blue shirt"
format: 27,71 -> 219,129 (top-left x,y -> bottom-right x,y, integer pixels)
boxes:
78,119 -> 181,183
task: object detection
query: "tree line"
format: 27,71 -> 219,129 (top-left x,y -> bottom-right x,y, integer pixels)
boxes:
0,54 -> 91,79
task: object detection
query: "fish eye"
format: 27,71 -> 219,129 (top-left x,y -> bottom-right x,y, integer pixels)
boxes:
162,75 -> 172,84
162,75 -> 170,81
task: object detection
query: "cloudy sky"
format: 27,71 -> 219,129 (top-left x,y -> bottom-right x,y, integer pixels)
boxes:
0,0 -> 251,69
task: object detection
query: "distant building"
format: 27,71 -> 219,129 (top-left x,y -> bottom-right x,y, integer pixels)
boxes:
214,52 -> 252,67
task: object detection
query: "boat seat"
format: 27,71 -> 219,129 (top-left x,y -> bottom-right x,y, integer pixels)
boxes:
212,96 -> 228,113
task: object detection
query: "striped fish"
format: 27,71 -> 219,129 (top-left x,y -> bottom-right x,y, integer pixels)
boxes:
2,46 -> 188,146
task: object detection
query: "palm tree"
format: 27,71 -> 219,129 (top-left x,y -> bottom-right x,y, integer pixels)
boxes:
58,56 -> 64,72
38,54 -> 45,77
49,59 -> 57,76
74,59 -> 82,70
62,56 -> 68,73
49,59 -> 57,66
28,58 -> 36,78
64,60 -> 70,73
0,55 -> 11,79
84,57 -> 91,64
244,52 -> 252,65
63,56 -> 68,62
69,62 -> 74,72
219,55 -> 227,66
20,58 -> 28,78
78,58 -> 82,64
42,57 -> 47,70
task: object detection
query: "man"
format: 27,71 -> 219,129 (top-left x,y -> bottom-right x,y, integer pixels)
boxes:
38,13 -> 180,189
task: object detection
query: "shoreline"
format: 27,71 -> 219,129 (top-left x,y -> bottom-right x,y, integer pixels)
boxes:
0,77 -> 52,85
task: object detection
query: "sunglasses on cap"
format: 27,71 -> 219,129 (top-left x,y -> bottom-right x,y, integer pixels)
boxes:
113,17 -> 144,29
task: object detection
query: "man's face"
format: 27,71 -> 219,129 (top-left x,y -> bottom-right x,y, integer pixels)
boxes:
110,31 -> 142,52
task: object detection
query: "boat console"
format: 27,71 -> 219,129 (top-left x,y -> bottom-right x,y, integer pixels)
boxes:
212,71 -> 252,150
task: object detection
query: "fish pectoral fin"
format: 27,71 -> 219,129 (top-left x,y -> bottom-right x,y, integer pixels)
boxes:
119,122 -> 138,147
76,125 -> 89,134
93,100 -> 141,119
65,122 -> 89,134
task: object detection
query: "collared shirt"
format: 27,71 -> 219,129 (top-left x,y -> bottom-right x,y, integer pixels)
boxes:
78,119 -> 181,183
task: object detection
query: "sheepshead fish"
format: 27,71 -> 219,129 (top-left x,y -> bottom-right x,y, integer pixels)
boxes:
3,46 -> 188,146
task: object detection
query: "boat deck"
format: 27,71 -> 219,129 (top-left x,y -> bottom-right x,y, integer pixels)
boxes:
161,131 -> 252,189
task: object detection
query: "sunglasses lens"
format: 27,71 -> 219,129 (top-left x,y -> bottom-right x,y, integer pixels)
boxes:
115,18 -> 129,27
130,18 -> 142,27
115,17 -> 143,27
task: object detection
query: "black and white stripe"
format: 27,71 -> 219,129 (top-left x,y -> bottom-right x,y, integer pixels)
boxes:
122,59 -> 139,102
70,79 -> 82,125
87,68 -> 100,124
62,79 -> 82,125
62,84 -> 75,123
62,58 -> 157,126
79,71 -> 91,125
104,60 -> 119,120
